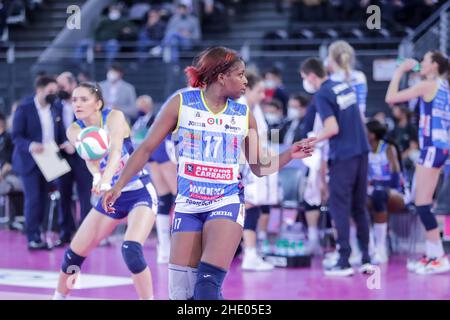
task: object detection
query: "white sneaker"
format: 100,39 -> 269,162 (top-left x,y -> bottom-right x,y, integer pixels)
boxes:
349,251 -> 362,266
415,256 -> 450,275
322,251 -> 339,269
371,249 -> 389,265
406,256 -> 430,272
157,244 -> 170,264
324,264 -> 355,277
358,263 -> 376,275
242,252 -> 274,271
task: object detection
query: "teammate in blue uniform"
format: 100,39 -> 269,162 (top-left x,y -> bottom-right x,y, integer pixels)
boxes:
386,51 -> 450,275
132,96 -> 177,264
53,82 -> 157,300
103,47 -> 314,300
366,119 -> 404,264
328,40 -> 368,117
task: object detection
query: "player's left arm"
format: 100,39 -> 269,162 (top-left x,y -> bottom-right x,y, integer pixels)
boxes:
244,112 -> 314,177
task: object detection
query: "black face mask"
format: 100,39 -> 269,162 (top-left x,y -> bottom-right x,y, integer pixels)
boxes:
180,14 -> 187,19
45,94 -> 57,105
58,90 -> 71,100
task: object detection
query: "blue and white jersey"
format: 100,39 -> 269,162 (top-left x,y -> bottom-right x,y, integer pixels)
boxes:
173,89 -> 249,213
368,141 -> 391,185
75,108 -> 147,192
418,79 -> 450,150
330,70 -> 367,116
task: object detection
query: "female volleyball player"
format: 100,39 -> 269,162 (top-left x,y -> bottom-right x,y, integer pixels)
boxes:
327,40 -> 368,116
53,82 -> 158,299
132,96 -> 177,264
366,119 -> 404,264
239,70 -> 276,271
103,46 -> 314,300
386,51 -> 450,275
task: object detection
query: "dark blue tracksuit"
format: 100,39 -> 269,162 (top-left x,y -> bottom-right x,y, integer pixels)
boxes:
315,79 -> 371,266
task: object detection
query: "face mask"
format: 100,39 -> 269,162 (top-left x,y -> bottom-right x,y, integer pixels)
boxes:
45,94 -> 57,105
180,13 -> 187,19
265,113 -> 281,125
107,71 -> 120,82
287,107 -> 301,120
58,90 -> 71,100
302,79 -> 317,94
265,80 -> 276,89
109,10 -> 121,21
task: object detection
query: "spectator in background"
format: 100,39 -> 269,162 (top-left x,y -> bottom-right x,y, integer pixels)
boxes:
388,104 -> 419,181
199,0 -> 229,34
100,63 -> 137,123
262,99 -> 285,143
75,4 -> 137,67
0,111 -> 23,231
12,76 -> 65,250
54,72 -> 93,247
280,93 -> 310,145
0,0 -> 10,41
137,8 -> 167,61
162,3 -> 201,63
6,100 -> 19,132
263,67 -> 289,116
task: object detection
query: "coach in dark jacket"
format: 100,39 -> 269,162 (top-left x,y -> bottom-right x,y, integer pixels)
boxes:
12,76 -> 66,250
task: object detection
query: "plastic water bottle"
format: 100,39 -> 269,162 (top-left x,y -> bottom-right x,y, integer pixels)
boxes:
296,240 -> 305,256
261,239 -> 272,256
287,240 -> 297,257
396,57 -> 421,72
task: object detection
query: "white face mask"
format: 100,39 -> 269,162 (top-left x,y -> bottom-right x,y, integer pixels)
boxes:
265,113 -> 281,125
302,79 -> 317,94
107,71 -> 120,82
264,80 -> 276,89
109,10 -> 121,21
287,107 -> 301,120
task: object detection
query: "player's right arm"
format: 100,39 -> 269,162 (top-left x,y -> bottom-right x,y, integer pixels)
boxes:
102,94 -> 180,211
66,124 -> 100,178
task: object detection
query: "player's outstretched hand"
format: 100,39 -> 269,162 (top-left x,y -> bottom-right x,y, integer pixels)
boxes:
102,186 -> 121,213
291,137 -> 316,159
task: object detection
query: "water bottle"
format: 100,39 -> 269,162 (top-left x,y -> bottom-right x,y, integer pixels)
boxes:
261,239 -> 272,256
396,57 -> 421,72
287,240 -> 297,257
296,240 -> 305,256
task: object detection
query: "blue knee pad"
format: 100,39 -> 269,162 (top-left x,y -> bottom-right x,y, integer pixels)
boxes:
121,241 -> 147,274
158,193 -> 174,215
61,248 -> 86,274
194,261 -> 226,300
371,189 -> 388,212
417,205 -> 438,231
243,206 -> 261,231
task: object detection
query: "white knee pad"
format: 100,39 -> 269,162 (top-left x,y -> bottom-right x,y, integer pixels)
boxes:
168,264 -> 198,300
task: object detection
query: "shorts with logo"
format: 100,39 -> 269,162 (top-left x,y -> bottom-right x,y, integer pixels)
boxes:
95,180 -> 158,220
418,147 -> 449,169
172,203 -> 246,233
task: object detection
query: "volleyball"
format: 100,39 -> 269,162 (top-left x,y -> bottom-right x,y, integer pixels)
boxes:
75,126 -> 110,161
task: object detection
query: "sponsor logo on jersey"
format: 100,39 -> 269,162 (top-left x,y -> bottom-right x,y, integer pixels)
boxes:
195,111 -> 201,118
224,124 -> 240,133
210,210 -> 233,217
231,116 -> 236,125
189,184 -> 225,200
188,120 -> 206,128
185,163 -> 233,180
207,118 -> 223,125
